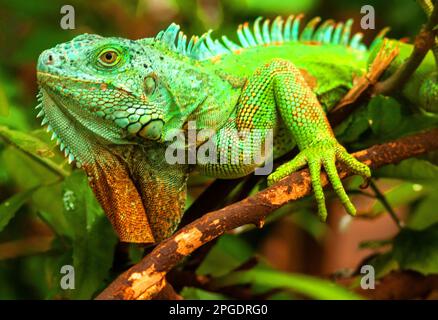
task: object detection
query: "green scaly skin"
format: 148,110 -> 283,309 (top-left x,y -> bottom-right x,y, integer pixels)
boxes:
36,15 -> 438,243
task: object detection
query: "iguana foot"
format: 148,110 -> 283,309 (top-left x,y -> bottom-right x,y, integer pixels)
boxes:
267,140 -> 371,221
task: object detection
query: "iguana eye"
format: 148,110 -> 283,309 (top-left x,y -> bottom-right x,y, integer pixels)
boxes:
98,49 -> 120,66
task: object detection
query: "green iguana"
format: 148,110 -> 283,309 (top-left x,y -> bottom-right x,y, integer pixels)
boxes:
36,13 -> 438,243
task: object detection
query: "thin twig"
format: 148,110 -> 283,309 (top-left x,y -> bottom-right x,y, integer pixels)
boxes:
369,180 -> 404,229
373,3 -> 438,95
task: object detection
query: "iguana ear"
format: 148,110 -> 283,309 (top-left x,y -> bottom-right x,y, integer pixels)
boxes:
83,143 -> 188,243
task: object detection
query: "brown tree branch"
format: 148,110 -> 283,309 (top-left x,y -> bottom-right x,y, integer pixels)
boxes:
96,128 -> 438,300
373,3 -> 438,95
328,3 -> 438,125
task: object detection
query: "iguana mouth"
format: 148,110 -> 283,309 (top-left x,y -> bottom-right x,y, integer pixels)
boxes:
37,71 -> 102,85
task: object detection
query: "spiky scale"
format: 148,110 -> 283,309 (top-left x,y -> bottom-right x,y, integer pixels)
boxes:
323,24 -> 335,43
262,19 -> 271,44
150,15 -> 385,62
192,31 -> 212,58
155,30 -> 164,41
253,17 -> 264,44
36,110 -> 45,118
350,32 -> 364,49
187,35 -> 196,53
370,27 -> 390,50
332,22 -> 344,44
151,16 -> 381,62
300,16 -> 321,41
291,14 -> 303,41
313,20 -> 334,42
213,39 -> 229,55
221,35 -> 240,51
205,33 -> 216,52
341,19 -> 353,45
283,15 -> 294,41
162,23 -> 180,50
358,44 -> 367,51
237,25 -> 250,48
177,31 -> 187,55
243,22 -> 257,47
271,16 -> 284,42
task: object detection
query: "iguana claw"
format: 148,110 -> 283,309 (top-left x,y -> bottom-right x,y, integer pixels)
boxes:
267,140 -> 371,221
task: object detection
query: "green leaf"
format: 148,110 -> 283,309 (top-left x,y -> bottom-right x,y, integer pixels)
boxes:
0,125 -> 54,158
0,126 -> 68,177
180,287 -> 228,300
61,171 -> 118,299
408,193 -> 438,230
369,181 -> 426,216
335,107 -> 370,144
0,186 -> 39,232
393,223 -> 438,275
37,209 -> 71,239
375,158 -> 438,181
196,234 -> 254,277
367,96 -> 402,136
338,95 -> 438,150
0,85 -> 9,117
1,148 -> 69,237
215,267 -> 363,300
392,113 -> 438,138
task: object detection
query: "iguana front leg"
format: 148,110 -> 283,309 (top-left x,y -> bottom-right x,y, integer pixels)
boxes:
264,59 -> 371,220
201,59 -> 370,221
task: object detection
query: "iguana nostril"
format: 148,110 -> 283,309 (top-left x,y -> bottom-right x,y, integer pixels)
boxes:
47,54 -> 54,64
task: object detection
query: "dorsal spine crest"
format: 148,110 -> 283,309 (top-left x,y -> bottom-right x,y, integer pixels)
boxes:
154,15 -> 388,61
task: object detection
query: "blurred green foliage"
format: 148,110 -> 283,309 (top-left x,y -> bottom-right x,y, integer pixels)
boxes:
0,0 -> 437,300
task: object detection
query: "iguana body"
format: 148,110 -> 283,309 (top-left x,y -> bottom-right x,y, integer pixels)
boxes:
36,15 -> 438,243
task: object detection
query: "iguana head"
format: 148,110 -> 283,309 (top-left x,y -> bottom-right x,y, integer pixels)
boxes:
37,34 -> 172,155
36,34 -> 189,243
